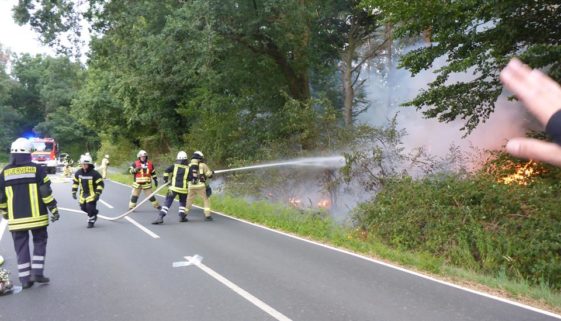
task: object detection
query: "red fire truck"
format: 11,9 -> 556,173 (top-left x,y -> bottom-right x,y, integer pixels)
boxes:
30,137 -> 59,174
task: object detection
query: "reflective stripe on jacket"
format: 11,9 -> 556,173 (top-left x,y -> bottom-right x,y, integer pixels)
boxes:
72,168 -> 104,204
130,160 -> 156,184
165,163 -> 189,194
0,164 -> 55,231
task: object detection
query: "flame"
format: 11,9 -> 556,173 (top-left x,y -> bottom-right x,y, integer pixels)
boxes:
317,199 -> 331,209
498,160 -> 545,185
288,197 -> 302,207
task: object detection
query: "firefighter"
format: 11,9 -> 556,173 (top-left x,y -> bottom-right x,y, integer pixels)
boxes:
62,154 -> 73,178
0,138 -> 59,289
128,150 -> 161,210
72,154 -> 104,228
185,151 -> 214,221
99,154 -> 110,179
152,151 -> 190,224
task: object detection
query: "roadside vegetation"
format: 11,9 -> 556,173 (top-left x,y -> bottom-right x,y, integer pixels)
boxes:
106,152 -> 561,312
2,0 -> 560,314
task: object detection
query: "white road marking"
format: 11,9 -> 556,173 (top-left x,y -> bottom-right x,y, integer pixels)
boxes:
99,199 -> 114,209
205,208 -> 561,320
0,218 -> 7,242
108,179 -> 561,319
124,217 -> 160,239
58,207 -> 84,214
179,255 -> 292,321
58,207 -> 160,239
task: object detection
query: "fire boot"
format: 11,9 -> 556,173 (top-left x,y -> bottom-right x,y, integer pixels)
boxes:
31,275 -> 50,283
87,215 -> 97,228
152,214 -> 164,225
179,212 -> 188,222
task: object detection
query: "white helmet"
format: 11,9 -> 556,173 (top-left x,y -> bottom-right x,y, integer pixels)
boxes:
193,151 -> 204,159
80,154 -> 93,165
137,150 -> 148,158
177,151 -> 188,160
10,138 -> 32,154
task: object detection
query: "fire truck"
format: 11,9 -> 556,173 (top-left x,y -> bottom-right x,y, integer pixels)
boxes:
30,137 -> 59,174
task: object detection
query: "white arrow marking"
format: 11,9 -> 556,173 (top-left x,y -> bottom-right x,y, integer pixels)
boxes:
176,255 -> 292,321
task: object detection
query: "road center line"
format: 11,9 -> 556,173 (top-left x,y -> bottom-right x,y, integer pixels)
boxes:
124,217 -> 160,239
183,255 -> 292,321
0,218 -> 7,242
99,199 -> 114,209
59,207 -> 160,239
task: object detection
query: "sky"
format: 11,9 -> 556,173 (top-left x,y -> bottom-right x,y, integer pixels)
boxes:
0,0 -> 55,56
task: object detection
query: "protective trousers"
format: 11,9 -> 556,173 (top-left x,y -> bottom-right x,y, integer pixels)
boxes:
99,166 -> 107,179
80,201 -> 99,224
186,187 -> 211,217
11,227 -> 48,284
159,190 -> 187,218
129,186 -> 160,209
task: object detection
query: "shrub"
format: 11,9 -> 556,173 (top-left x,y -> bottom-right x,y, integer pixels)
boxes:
353,172 -> 561,288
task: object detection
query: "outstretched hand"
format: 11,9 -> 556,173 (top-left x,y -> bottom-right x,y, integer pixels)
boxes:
500,58 -> 561,167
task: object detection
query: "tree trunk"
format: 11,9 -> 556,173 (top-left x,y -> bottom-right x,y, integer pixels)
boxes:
342,52 -> 354,128
385,22 -> 393,110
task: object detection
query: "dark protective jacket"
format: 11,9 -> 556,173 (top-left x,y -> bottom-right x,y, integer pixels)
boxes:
72,165 -> 104,204
0,156 -> 58,231
163,161 -> 189,194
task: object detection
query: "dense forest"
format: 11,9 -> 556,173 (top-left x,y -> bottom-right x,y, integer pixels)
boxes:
1,0 -> 561,292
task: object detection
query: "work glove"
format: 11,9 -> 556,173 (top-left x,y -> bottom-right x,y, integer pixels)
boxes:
72,192 -> 77,200
208,170 -> 214,178
50,207 -> 60,222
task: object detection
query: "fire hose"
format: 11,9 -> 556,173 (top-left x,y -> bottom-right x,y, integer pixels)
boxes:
95,182 -> 170,221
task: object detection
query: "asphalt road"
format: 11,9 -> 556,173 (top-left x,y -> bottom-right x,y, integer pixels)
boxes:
0,174 -> 559,321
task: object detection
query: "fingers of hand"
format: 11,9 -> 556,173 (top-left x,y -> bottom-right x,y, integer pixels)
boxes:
506,138 -> 561,167
500,58 -> 561,125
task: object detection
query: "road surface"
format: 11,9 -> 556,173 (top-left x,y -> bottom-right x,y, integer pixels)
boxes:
0,175 -> 559,321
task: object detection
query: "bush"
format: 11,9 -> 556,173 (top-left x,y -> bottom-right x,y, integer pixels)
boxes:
353,172 -> 561,289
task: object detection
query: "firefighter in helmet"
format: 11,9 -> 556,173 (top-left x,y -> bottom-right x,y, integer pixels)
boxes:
152,151 -> 190,224
0,138 -> 59,289
72,154 -> 104,228
99,154 -> 110,179
128,150 -> 161,210
185,151 -> 214,221
62,154 -> 74,177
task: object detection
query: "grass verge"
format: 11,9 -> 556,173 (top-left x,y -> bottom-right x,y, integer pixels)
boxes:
107,172 -> 561,314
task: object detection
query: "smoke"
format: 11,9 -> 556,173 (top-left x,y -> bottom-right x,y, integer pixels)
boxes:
359,52 -> 537,156
327,45 -> 541,220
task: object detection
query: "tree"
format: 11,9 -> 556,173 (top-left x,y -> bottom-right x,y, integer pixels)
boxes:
362,0 -> 561,132
318,1 -> 386,127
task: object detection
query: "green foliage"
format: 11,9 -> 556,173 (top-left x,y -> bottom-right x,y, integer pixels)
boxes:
354,167 -> 561,288
362,0 -> 561,132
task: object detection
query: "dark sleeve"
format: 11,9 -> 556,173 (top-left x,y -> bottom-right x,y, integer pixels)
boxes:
0,171 -> 6,211
545,109 -> 561,145
94,171 -> 104,195
37,167 -> 57,207
151,162 -> 157,178
72,171 -> 80,193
